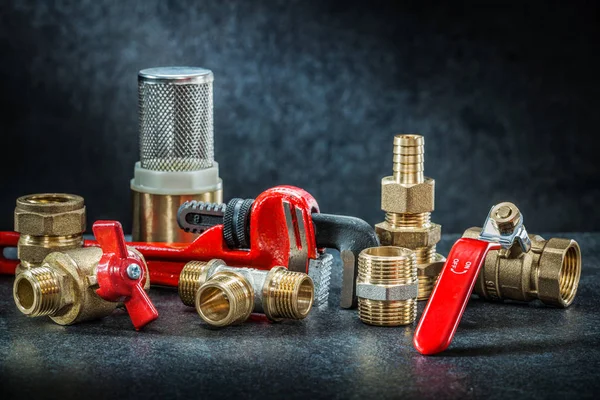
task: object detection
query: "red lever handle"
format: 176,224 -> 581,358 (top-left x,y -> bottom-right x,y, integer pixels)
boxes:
93,221 -> 158,330
413,238 -> 501,355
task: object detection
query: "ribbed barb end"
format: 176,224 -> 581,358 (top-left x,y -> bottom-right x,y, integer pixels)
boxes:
392,134 -> 425,184
178,261 -> 210,307
13,266 -> 62,317
196,271 -> 254,327
357,246 -> 418,326
263,267 -> 314,321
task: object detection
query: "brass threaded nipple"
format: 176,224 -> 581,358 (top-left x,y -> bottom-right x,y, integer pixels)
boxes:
179,261 -> 210,306
14,266 -> 62,317
357,246 -> 418,326
196,271 -> 254,327
263,267 -> 314,321
393,134 -> 425,184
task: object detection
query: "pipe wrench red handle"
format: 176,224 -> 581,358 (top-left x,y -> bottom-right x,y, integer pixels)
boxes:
413,238 -> 501,355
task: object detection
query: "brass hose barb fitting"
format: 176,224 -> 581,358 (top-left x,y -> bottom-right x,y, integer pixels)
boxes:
463,227 -> 582,308
374,135 -> 445,301
356,246 -> 418,326
13,247 -> 118,325
178,260 -> 314,327
14,193 -> 86,272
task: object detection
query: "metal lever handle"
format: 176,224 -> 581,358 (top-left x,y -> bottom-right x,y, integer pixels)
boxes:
413,202 -> 528,355
93,221 -> 158,330
413,238 -> 501,355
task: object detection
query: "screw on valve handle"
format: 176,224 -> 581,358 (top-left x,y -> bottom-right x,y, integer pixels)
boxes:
413,202 -> 531,355
93,221 -> 158,330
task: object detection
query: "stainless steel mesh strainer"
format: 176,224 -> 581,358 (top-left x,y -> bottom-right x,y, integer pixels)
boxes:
138,67 -> 214,172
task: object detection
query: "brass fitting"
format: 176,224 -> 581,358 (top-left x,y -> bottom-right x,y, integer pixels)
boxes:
463,227 -> 582,308
374,135 -> 444,300
12,246 -> 149,325
179,260 -> 314,327
14,193 -> 86,272
356,246 -> 418,326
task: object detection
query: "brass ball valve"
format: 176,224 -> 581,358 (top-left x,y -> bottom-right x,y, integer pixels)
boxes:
13,221 -> 158,330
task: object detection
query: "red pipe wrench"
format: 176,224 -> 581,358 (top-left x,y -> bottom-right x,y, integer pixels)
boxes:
0,186 -> 320,286
414,202 -> 531,355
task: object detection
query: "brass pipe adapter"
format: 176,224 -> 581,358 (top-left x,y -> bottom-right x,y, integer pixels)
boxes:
179,260 -> 314,327
14,194 -> 86,273
463,227 -> 581,308
374,135 -> 445,300
356,246 -> 418,326
12,246 -> 151,325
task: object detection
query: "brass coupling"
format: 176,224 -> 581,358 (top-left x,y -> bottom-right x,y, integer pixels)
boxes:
374,134 -> 445,300
356,246 -> 418,326
14,247 -> 119,325
463,227 -> 582,308
179,260 -> 314,327
14,193 -> 86,272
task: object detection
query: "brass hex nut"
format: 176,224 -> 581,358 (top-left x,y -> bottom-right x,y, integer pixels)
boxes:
490,202 -> 521,235
375,221 -> 441,249
417,253 -> 445,277
381,176 -> 435,214
14,194 -> 86,237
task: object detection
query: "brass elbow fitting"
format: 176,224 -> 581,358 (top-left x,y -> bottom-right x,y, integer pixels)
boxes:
356,246 -> 418,326
14,193 -> 86,272
13,246 -> 151,325
374,135 -> 445,301
179,260 -> 314,327
463,227 -> 582,308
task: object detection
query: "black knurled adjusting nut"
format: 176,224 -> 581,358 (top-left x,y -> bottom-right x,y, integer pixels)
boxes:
222,198 -> 254,249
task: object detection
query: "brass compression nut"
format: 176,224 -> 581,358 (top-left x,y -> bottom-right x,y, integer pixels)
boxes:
14,193 -> 86,271
463,227 -> 582,308
356,246 -> 418,326
375,135 -> 444,301
178,260 -> 315,327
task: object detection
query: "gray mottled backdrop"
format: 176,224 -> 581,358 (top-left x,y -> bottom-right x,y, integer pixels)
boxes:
0,1 -> 598,233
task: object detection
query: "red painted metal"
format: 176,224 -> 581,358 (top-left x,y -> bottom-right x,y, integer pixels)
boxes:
413,238 -> 501,355
93,221 -> 158,330
0,231 -> 19,274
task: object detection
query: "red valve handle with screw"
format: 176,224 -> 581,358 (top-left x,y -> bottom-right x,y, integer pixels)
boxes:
413,202 -> 531,355
93,220 -> 158,330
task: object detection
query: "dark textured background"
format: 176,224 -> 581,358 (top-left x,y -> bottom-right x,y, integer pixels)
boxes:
0,0 -> 598,233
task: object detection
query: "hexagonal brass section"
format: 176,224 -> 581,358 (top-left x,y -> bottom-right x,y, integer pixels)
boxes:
417,253 -> 445,277
15,194 -> 86,237
375,221 -> 441,248
381,176 -> 435,214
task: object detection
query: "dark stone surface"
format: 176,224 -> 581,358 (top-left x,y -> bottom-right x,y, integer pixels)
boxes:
1,233 -> 598,399
1,1 -> 599,233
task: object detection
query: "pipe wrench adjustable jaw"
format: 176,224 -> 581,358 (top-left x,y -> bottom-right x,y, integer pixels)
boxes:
142,186 -> 321,286
413,202 -> 530,355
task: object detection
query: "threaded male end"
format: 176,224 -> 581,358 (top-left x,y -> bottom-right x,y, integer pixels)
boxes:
263,267 -> 314,321
196,271 -> 254,327
178,261 -> 210,307
13,266 -> 63,317
356,246 -> 418,326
